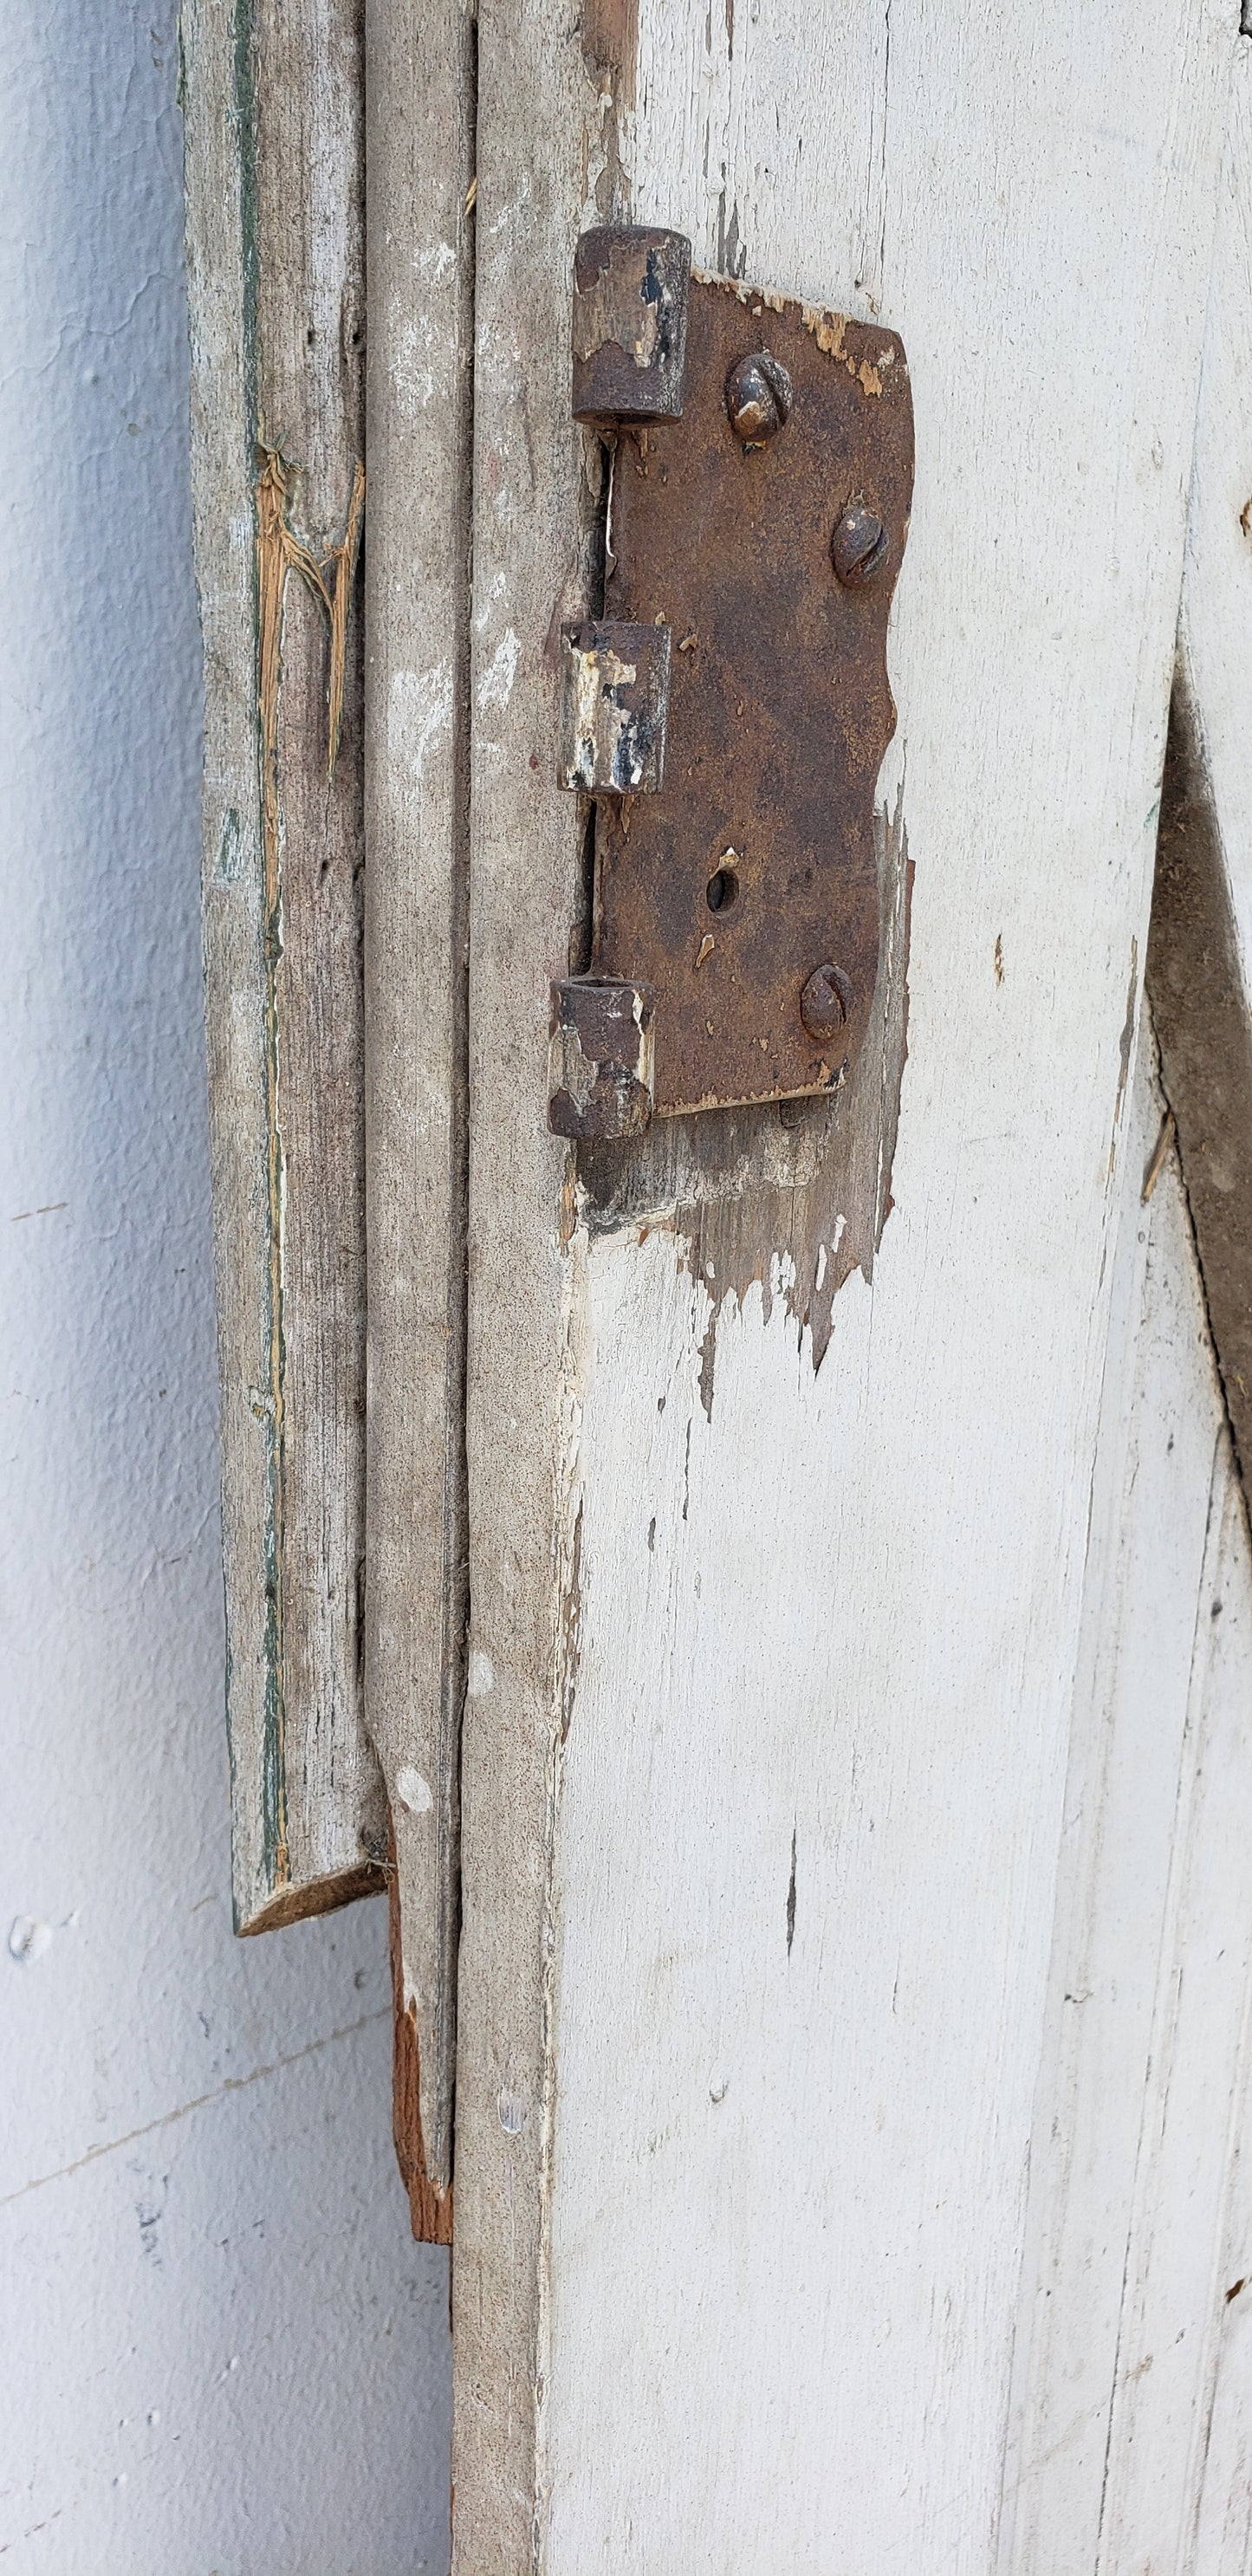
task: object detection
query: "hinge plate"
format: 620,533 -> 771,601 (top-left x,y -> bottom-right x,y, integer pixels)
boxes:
551,234 -> 914,1136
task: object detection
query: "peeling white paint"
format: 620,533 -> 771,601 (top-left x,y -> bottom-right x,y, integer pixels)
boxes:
474,568 -> 509,633
477,625 -> 522,712
388,660 -> 454,781
392,313 -> 436,413
397,1765 -> 435,1815
417,237 -> 457,282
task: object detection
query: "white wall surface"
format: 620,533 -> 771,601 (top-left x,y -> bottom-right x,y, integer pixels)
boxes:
0,5 -> 453,2567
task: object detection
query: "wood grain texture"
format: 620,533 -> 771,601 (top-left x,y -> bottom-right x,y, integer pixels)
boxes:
1149,48 -> 1252,1496
1002,1038 -> 1252,2572
453,0 -> 1233,2565
181,0 -> 386,1930
362,0 -> 476,2224
452,4 -> 605,2552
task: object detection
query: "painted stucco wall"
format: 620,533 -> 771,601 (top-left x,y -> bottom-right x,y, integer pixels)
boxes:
0,5 -> 453,2566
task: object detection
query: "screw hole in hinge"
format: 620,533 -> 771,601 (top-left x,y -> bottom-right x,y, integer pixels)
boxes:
706,866 -> 739,913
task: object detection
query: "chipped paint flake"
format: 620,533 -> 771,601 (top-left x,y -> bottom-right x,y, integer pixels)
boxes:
477,626 -> 522,712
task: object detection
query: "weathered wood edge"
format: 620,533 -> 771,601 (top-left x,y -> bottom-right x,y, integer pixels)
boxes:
180,0 -> 386,1931
1147,55 -> 1252,1512
362,0 -> 477,2225
1148,677 -> 1252,1502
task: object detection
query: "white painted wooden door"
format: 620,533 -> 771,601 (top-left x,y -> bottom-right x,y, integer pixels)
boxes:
451,3 -> 1252,2568
183,0 -> 1252,2563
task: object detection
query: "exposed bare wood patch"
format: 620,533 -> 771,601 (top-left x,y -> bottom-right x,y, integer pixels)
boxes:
1147,675 -> 1252,1496
581,0 -> 639,104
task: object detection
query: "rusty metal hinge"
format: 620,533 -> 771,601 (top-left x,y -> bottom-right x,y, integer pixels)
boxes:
548,224 -> 914,1141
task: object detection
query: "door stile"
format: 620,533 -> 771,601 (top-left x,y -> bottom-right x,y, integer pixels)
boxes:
362,0 -> 477,2236
452,2 -> 611,2547
182,0 -> 385,1931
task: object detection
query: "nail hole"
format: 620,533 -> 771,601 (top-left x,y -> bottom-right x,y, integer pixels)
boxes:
706,867 -> 738,913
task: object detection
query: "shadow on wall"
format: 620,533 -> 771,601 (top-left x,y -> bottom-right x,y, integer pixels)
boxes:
0,3 -> 452,2566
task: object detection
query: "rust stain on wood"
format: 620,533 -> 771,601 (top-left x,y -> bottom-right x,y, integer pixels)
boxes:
388,1832 -> 454,2245
578,783 -> 911,1385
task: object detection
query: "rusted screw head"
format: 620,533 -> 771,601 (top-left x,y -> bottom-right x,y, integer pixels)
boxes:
831,503 -> 889,587
799,963 -> 853,1041
725,350 -> 794,444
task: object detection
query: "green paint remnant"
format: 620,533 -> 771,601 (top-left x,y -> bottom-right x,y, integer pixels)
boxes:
214,805 -> 243,883
231,0 -> 289,1904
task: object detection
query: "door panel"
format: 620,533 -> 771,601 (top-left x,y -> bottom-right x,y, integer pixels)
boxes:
1007,62 -> 1252,2562
455,1 -> 1234,2564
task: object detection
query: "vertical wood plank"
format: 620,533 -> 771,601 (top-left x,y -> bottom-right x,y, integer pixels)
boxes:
182,0 -> 385,1929
362,0 -> 476,2234
455,1 -> 1233,2564
453,1 -> 600,2544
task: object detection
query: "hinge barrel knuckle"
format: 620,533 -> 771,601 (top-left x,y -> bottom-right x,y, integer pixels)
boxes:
572,226 -> 691,424
548,979 -> 656,1140
557,621 -> 671,796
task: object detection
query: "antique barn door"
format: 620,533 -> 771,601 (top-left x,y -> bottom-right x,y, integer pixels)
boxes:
451,3 -> 1242,2567
181,0 -> 1252,2565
